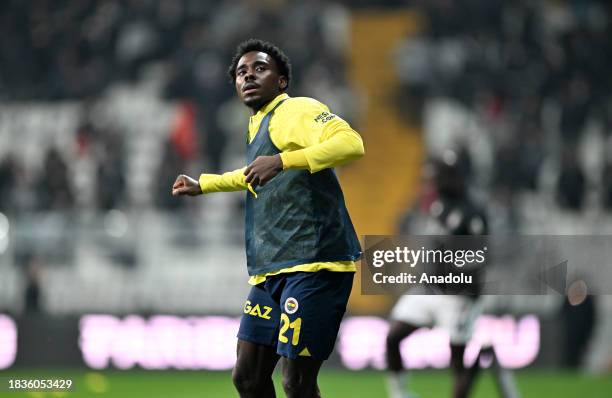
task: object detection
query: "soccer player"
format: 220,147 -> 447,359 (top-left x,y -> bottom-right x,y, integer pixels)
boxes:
172,39 -> 363,398
386,156 -> 487,398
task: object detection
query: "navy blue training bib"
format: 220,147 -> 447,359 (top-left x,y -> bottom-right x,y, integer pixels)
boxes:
245,100 -> 362,276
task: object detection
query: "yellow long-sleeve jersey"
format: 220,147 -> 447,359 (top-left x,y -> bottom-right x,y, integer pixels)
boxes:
198,93 -> 364,285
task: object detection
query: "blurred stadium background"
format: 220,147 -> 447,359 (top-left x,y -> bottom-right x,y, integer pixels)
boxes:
1,0 -> 612,397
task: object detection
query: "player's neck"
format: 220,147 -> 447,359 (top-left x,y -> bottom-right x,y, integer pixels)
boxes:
247,93 -> 285,115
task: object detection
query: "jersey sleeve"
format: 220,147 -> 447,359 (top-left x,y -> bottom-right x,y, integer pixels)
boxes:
275,98 -> 365,173
199,167 -> 248,193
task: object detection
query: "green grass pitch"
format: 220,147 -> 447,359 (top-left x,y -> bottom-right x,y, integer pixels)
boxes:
0,369 -> 611,397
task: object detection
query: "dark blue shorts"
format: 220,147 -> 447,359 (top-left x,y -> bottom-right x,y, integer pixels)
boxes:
237,271 -> 354,361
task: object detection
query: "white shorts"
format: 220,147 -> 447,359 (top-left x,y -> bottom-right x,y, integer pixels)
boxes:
390,293 -> 481,344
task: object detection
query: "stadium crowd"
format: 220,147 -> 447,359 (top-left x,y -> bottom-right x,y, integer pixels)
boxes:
1,0 -> 610,219
0,0 -> 355,214
394,0 -> 612,220
1,1 -> 611,252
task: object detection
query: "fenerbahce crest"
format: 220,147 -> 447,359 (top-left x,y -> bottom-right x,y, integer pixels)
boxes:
284,297 -> 299,314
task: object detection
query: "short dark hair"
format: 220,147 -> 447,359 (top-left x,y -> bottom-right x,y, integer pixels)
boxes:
227,39 -> 292,90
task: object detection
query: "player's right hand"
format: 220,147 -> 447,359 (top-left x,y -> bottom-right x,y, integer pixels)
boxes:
172,174 -> 203,196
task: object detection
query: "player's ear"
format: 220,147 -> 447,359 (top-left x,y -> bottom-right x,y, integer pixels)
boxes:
279,76 -> 288,91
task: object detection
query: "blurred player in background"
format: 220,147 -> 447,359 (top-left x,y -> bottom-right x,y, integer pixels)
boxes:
386,153 -> 487,398
172,39 -> 364,398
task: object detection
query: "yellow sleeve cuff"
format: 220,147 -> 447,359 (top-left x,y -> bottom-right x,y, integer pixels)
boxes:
280,150 -> 309,170
198,174 -> 217,194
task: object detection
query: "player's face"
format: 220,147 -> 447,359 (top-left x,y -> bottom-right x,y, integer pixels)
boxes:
235,51 -> 287,113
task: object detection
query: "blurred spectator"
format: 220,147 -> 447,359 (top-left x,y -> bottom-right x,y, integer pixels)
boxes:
24,256 -> 43,314
557,148 -> 586,211
95,131 -> 127,210
36,148 -> 74,211
559,74 -> 591,145
562,280 -> 596,367
601,160 -> 612,210
156,137 -> 188,210
0,155 -> 18,213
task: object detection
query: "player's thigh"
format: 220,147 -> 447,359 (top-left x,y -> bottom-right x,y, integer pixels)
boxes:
234,339 -> 280,380
281,356 -> 323,395
275,271 -> 353,361
237,284 -> 281,347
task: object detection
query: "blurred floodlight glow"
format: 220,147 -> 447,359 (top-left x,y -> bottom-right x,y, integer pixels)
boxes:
0,315 -> 17,369
483,315 -> 540,369
337,316 -> 388,370
79,315 -> 240,370
337,315 -> 539,370
403,327 -> 450,369
84,372 -> 109,394
79,315 -> 120,369
78,315 -> 539,370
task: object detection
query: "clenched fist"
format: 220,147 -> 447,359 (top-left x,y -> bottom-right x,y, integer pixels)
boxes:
172,174 -> 203,196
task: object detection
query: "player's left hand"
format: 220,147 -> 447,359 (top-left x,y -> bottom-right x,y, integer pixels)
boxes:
244,154 -> 283,187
